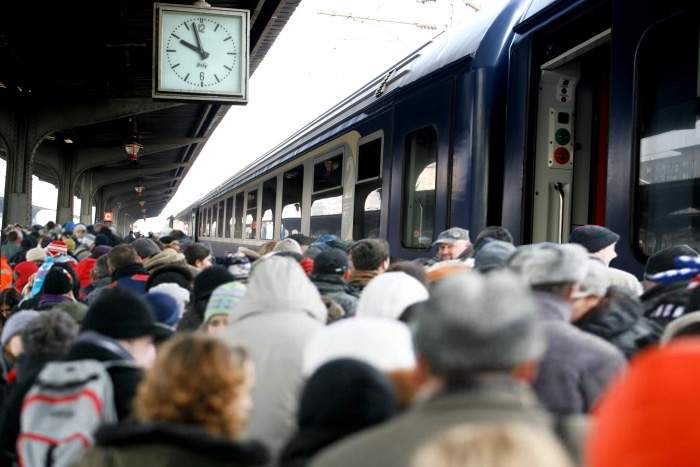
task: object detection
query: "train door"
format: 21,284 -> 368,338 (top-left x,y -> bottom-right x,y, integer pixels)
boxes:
388,79 -> 452,258
529,25 -> 611,243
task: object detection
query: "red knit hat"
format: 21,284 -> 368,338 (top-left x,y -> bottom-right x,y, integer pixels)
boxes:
587,339 -> 700,467
46,240 -> 68,257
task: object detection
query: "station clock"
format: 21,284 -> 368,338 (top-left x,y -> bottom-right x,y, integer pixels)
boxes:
153,3 -> 249,103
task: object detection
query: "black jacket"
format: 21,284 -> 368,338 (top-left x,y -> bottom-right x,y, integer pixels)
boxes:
79,421 -> 269,467
64,337 -> 143,421
641,280 -> 691,326
576,287 -> 662,359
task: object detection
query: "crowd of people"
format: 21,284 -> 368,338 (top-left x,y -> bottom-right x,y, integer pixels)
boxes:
0,219 -> 698,467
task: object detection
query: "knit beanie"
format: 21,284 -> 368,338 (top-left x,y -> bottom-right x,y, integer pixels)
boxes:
313,248 -> 349,276
148,282 -> 190,318
81,288 -> 160,339
63,238 -> 76,254
43,265 -> 74,295
132,238 -> 161,259
203,281 -> 247,324
21,310 -> 78,358
569,225 -> 620,253
587,340 -> 700,467
193,265 -> 234,302
1,310 -> 40,348
143,249 -> 187,273
645,245 -> 700,279
145,292 -> 180,328
94,234 -> 110,247
91,245 -> 113,259
46,240 -> 68,258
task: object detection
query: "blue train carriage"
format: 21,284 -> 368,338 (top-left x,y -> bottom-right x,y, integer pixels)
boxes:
183,0 -> 699,274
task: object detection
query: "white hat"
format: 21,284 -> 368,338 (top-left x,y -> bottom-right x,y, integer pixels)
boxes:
148,282 -> 191,317
356,272 -> 429,320
508,243 -> 589,286
573,258 -> 610,299
303,317 -> 415,376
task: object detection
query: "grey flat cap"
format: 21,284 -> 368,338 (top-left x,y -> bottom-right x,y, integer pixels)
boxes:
433,227 -> 471,246
414,270 -> 544,375
508,243 -> 589,286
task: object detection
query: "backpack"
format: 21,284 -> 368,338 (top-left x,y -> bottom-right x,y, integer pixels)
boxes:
17,359 -> 128,467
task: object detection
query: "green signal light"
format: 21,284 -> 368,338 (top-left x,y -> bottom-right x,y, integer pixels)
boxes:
555,128 -> 571,145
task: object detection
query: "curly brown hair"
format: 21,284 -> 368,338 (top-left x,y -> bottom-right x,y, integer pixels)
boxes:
134,334 -> 252,438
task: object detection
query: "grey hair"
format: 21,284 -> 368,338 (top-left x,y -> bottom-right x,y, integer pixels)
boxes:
21,310 -> 79,359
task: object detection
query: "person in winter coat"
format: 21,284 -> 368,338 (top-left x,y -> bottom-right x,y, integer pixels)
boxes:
279,359 -> 396,467
84,255 -> 112,303
576,286 -> 662,359
508,244 -> 626,415
202,282 -> 246,335
79,334 -> 268,467
35,265 -> 78,310
569,225 -> 643,296
347,239 -> 390,294
65,288 -> 166,420
0,310 -> 78,465
177,266 -> 234,331
641,244 -> 699,326
355,272 -> 428,321
225,255 -> 326,462
0,311 -> 40,387
310,271 -> 579,467
310,249 -> 358,317
107,245 -> 150,295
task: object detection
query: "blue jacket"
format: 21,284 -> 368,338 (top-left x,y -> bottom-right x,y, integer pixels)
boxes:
110,264 -> 149,295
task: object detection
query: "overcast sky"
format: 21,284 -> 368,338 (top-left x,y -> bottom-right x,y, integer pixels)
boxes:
0,0 -> 478,231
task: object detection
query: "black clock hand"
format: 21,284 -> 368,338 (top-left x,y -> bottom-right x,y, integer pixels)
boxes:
191,22 -> 209,60
179,39 -> 202,55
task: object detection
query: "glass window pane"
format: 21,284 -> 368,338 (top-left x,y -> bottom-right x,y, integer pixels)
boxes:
402,127 -> 437,248
261,178 -> 277,240
311,189 -> 342,237
245,190 -> 258,239
234,193 -> 244,238
225,197 -> 233,238
636,18 -> 700,256
212,205 -> 218,238
314,154 -> 343,192
282,166 -> 304,239
358,138 -> 382,181
353,181 -> 381,239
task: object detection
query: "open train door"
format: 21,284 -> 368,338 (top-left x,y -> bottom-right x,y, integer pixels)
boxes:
502,2 -> 613,245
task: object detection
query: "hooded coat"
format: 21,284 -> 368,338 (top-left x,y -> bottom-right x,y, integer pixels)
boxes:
226,256 -> 326,462
533,293 -> 626,415
576,287 -> 662,359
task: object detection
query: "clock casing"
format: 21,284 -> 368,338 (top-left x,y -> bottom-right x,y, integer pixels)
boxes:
153,3 -> 249,103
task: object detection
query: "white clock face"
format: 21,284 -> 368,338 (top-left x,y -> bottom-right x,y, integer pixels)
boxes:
158,8 -> 246,97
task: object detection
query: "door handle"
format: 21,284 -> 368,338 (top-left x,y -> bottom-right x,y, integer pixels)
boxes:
553,182 -> 565,243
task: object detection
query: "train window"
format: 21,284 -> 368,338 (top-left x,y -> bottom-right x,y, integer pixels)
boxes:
261,178 -> 277,240
402,127 -> 437,249
311,153 -> 343,237
225,197 -> 233,238
281,166 -> 303,238
206,206 -> 212,236
234,193 -> 244,238
357,138 -> 382,181
245,189 -> 258,239
636,17 -> 700,256
313,154 -> 343,192
354,137 -> 382,239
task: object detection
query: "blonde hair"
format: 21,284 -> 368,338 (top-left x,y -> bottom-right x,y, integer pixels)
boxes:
134,334 -> 251,438
411,423 -> 573,467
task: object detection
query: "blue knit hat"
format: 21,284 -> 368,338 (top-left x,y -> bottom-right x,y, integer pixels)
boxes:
145,292 -> 180,328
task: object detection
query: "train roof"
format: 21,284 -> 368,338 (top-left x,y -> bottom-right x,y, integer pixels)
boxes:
176,0 -> 564,218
